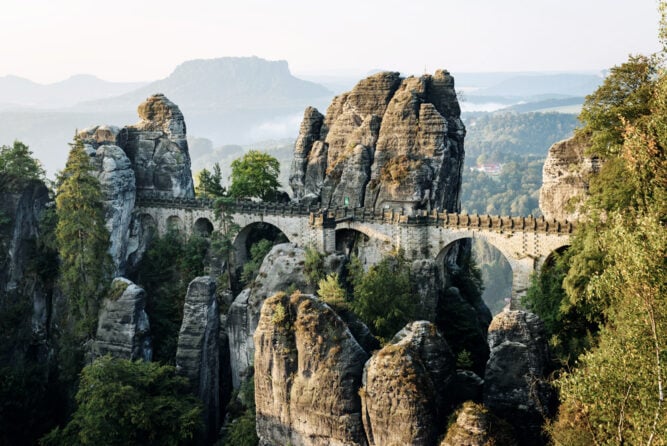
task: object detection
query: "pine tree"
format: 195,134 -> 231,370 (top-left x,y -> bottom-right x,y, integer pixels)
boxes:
55,138 -> 111,336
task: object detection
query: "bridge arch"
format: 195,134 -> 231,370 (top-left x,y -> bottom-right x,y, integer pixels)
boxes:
194,217 -> 214,237
166,215 -> 184,233
233,221 -> 291,267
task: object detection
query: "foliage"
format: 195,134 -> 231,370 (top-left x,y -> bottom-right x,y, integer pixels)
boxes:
136,229 -> 208,363
348,253 -> 415,343
240,239 -> 273,285
0,140 -> 45,190
196,162 -> 226,199
228,150 -> 281,201
55,137 -> 111,337
455,350 -> 474,370
0,363 -> 61,446
304,244 -> 325,287
220,374 -> 258,446
317,273 -> 347,310
549,213 -> 667,445
461,152 -> 544,216
40,356 -> 202,446
464,111 -> 578,160
576,54 -> 657,158
523,250 -> 597,365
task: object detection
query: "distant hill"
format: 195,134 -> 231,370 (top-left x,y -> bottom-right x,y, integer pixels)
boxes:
468,73 -> 602,99
0,74 -> 146,109
0,57 -> 334,176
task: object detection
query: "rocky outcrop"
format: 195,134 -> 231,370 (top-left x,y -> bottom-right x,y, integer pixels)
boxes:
0,179 -> 51,363
484,311 -> 556,446
175,276 -> 220,443
361,321 -> 455,446
411,259 -> 441,321
80,94 -> 195,274
290,70 -> 465,212
93,277 -> 151,361
85,142 -> 136,275
125,94 -> 194,198
254,292 -> 369,446
441,402 -> 517,446
227,243 -> 315,388
539,136 -> 598,221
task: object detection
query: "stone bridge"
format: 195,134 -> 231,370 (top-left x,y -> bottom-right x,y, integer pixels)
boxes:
135,193 -> 574,308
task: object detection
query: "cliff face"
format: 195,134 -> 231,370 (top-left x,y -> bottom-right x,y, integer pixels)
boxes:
254,292 -> 369,446
361,321 -> 455,446
290,70 -> 465,212
79,94 -> 195,275
539,136 -> 598,221
0,180 -> 51,363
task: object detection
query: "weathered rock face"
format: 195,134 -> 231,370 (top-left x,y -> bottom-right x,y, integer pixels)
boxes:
361,321 -> 456,446
125,94 -> 195,198
0,180 -> 51,363
441,402 -> 517,446
175,276 -> 219,443
290,70 -> 465,212
254,292 -> 369,446
539,136 -> 599,221
94,277 -> 151,361
80,94 -> 195,273
85,143 -> 136,275
411,259 -> 442,321
484,311 -> 556,446
227,243 -> 315,388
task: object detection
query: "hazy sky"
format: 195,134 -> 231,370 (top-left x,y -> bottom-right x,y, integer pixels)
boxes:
0,0 -> 661,83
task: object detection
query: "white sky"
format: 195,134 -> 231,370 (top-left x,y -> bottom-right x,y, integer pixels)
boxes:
0,0 -> 661,83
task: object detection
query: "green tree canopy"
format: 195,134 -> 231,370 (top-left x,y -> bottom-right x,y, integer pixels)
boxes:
0,140 -> 45,190
348,253 -> 415,343
228,150 -> 281,201
40,356 -> 202,446
195,162 -> 226,198
55,137 -> 111,336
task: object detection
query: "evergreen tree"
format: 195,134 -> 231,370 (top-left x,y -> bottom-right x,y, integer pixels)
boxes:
0,140 -> 45,190
196,162 -> 226,198
55,138 -> 111,336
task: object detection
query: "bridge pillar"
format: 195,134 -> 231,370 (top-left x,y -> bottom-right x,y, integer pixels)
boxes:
508,256 -> 535,310
309,213 -> 336,254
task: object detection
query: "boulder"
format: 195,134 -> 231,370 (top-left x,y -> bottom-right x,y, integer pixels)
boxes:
94,277 -> 152,361
539,136 -> 599,221
483,311 -> 556,446
227,243 -> 314,388
361,321 -> 456,446
175,276 -> 220,443
254,292 -> 369,446
290,70 -> 465,213
441,401 -> 517,446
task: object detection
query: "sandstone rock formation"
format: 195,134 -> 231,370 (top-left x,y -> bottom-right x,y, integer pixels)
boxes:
411,259 -> 442,321
484,311 -> 556,446
361,321 -> 455,446
80,94 -> 195,274
94,277 -> 152,361
254,292 -> 369,446
175,276 -> 220,443
126,94 -> 194,198
86,143 -> 136,274
0,179 -> 51,362
539,136 -> 599,221
290,70 -> 465,212
227,243 -> 315,388
441,402 -> 517,446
